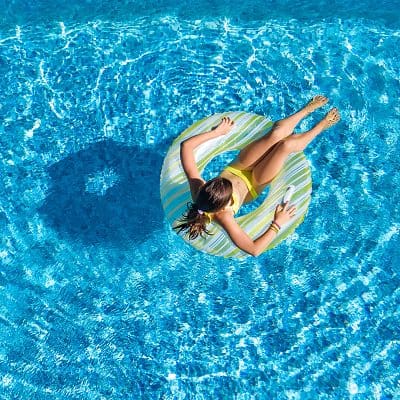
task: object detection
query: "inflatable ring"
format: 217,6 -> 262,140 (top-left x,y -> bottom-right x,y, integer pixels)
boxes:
160,112 -> 312,258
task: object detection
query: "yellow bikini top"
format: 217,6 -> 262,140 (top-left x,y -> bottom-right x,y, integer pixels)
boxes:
203,192 -> 240,222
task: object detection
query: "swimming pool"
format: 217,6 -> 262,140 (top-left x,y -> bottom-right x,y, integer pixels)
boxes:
1,0 -> 399,398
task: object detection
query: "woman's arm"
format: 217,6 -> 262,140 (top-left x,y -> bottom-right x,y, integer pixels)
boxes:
180,117 -> 234,199
216,203 -> 296,256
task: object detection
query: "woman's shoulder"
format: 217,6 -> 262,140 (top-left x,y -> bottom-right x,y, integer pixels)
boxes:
213,208 -> 235,223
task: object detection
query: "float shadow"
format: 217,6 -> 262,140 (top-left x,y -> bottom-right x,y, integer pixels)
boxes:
39,140 -> 164,247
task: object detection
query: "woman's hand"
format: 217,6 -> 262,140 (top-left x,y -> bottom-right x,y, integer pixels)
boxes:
212,117 -> 235,136
273,202 -> 296,227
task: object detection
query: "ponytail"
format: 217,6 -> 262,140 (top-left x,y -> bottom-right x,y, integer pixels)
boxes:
173,202 -> 211,240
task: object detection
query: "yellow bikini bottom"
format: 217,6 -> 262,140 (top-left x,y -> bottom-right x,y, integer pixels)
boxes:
224,166 -> 259,199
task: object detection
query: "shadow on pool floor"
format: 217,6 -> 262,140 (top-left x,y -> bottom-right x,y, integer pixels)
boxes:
39,140 -> 165,247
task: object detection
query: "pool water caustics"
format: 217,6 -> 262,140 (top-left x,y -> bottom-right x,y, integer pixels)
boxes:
0,2 -> 400,398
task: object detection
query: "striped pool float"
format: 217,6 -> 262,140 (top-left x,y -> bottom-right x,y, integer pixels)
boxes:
160,112 -> 312,258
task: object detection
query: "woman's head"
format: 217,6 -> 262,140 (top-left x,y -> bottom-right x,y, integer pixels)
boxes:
196,177 -> 233,213
174,177 -> 233,240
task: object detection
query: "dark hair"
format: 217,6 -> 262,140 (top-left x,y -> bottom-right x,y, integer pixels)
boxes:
173,177 -> 233,240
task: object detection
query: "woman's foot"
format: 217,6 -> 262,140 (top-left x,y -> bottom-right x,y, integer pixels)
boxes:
304,95 -> 329,113
321,107 -> 341,129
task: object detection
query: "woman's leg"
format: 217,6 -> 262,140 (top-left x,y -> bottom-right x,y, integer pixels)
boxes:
233,95 -> 328,170
252,108 -> 340,186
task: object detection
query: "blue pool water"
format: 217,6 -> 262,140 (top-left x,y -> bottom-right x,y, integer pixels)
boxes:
1,1 -> 400,399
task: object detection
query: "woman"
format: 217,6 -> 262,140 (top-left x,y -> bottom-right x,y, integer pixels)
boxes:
174,95 -> 340,256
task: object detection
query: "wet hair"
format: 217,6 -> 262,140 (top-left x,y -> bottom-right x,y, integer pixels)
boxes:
173,177 -> 233,240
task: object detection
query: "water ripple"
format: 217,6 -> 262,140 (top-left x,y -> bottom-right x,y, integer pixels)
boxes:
0,14 -> 399,399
